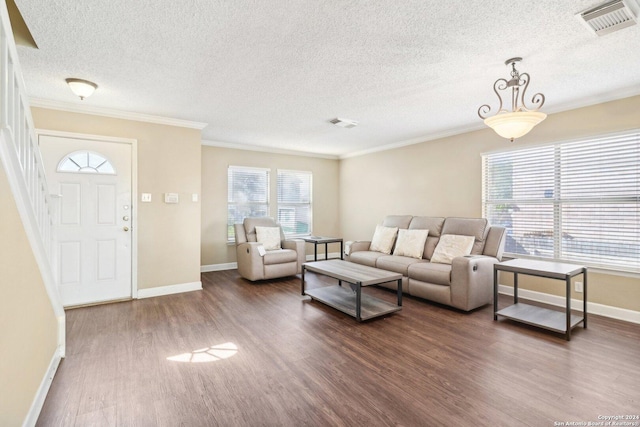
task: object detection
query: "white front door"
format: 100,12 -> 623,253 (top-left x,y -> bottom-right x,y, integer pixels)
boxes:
40,135 -> 132,307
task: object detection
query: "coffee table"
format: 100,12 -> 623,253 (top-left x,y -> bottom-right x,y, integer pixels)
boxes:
301,260 -> 402,321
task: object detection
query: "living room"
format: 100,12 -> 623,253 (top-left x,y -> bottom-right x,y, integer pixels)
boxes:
1,1 -> 639,426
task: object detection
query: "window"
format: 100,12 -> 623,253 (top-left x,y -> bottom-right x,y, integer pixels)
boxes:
57,151 -> 115,174
483,131 -> 640,272
277,169 -> 312,237
227,166 -> 269,240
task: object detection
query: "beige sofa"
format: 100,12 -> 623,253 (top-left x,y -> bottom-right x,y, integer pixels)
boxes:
234,217 -> 306,281
346,215 -> 506,311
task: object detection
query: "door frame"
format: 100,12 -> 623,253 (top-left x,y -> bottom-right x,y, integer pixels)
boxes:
36,129 -> 139,299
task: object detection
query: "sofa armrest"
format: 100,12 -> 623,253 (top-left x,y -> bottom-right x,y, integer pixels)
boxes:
345,240 -> 371,256
450,255 -> 499,311
282,239 -> 305,273
236,242 -> 266,281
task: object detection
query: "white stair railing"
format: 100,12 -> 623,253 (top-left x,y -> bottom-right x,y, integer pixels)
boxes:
0,3 -> 65,346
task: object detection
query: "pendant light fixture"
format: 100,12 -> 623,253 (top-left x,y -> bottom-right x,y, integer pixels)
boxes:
478,58 -> 546,142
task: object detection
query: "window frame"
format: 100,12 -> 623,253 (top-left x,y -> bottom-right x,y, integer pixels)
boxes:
276,169 -> 313,238
482,130 -> 640,274
227,165 -> 270,242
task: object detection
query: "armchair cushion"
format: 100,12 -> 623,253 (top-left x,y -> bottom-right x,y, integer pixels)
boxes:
255,226 -> 282,250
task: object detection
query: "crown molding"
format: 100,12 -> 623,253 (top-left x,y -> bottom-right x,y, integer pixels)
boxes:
339,122 -> 487,159
29,98 -> 208,130
201,139 -> 339,160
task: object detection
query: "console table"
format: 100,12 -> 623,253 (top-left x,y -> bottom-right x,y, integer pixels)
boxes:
493,259 -> 587,341
303,236 -> 343,261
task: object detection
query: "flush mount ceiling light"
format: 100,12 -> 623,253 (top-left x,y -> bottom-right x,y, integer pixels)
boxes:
65,78 -> 98,100
478,57 -> 546,142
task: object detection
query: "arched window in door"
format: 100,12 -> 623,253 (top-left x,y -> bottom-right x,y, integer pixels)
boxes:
57,151 -> 116,174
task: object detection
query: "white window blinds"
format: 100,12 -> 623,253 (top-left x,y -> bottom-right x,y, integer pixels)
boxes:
483,131 -> 640,272
227,166 -> 270,240
277,169 -> 312,236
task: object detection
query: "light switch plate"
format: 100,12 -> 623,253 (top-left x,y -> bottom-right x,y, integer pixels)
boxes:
164,193 -> 179,204
141,193 -> 152,202
192,193 -> 198,202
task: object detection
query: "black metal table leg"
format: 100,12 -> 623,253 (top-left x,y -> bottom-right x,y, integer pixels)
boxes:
301,265 -> 306,295
340,241 -> 344,260
325,243 -> 328,260
566,275 -> 572,341
356,282 -> 362,321
583,268 -> 588,329
397,278 -> 402,306
493,266 -> 498,321
514,272 -> 519,303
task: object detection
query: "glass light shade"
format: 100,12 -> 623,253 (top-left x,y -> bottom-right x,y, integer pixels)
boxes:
65,78 -> 98,100
484,111 -> 547,141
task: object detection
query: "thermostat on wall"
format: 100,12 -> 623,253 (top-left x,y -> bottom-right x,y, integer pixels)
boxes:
164,193 -> 179,204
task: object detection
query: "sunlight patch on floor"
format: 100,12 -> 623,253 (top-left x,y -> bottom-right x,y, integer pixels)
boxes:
167,342 -> 238,363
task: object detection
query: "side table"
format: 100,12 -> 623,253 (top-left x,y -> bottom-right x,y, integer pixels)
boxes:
303,236 -> 344,261
494,258 -> 587,341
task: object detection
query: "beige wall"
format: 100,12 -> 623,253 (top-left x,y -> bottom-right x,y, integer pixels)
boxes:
31,108 -> 202,290
0,160 -> 58,426
339,95 -> 640,312
201,146 -> 340,265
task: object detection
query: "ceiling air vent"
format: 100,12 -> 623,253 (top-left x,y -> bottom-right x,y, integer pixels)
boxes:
577,0 -> 638,36
329,118 -> 358,129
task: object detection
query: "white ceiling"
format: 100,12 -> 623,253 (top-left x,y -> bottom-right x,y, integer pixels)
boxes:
13,0 -> 640,158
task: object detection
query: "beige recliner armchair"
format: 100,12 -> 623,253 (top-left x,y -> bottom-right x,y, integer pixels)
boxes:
234,217 -> 306,281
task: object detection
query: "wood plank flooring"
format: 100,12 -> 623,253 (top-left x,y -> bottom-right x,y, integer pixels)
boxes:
37,270 -> 640,426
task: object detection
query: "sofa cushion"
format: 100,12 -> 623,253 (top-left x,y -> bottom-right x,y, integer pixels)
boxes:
256,226 -> 282,250
349,251 -> 386,267
441,217 -> 488,255
369,225 -> 398,254
263,249 -> 297,265
377,255 -> 427,276
430,234 -> 475,264
408,262 -> 452,286
393,229 -> 429,259
382,215 -> 413,229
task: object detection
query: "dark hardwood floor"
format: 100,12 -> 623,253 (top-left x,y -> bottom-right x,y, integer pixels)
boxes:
37,270 -> 640,426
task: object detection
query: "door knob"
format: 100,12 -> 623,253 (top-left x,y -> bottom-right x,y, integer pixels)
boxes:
123,226 -> 129,232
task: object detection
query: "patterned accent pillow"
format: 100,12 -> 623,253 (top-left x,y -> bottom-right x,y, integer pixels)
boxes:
255,226 -> 282,250
393,229 -> 429,259
430,234 -> 475,264
369,225 -> 398,254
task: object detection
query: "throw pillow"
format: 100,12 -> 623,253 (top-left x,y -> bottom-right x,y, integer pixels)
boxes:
393,229 -> 429,259
430,234 -> 475,264
369,225 -> 398,254
255,226 -> 281,250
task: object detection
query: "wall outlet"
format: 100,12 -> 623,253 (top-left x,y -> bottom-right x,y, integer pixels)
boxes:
575,281 -> 583,293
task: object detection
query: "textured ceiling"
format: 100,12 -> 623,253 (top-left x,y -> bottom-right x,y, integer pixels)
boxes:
13,0 -> 640,157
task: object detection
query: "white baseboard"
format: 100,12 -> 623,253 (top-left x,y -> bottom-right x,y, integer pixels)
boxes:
57,315 -> 66,358
201,262 -> 237,272
137,281 -> 202,299
498,284 -> 640,325
23,346 -> 63,427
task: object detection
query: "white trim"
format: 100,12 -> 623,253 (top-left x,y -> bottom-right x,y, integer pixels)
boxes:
36,129 -> 140,301
201,262 -> 237,272
57,315 -> 65,358
137,281 -> 202,299
22,346 -> 63,427
339,123 -> 486,159
30,98 -> 208,130
498,284 -> 640,325
202,139 -> 339,160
